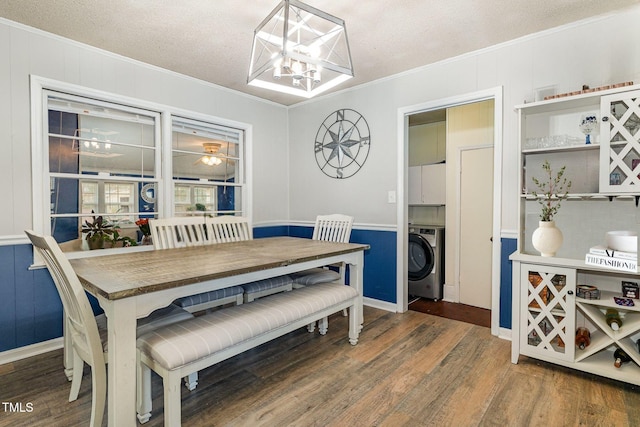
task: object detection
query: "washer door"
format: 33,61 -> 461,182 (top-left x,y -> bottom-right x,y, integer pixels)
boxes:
408,233 -> 435,281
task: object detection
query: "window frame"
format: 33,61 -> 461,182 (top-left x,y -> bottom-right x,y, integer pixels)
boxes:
30,76 -> 252,259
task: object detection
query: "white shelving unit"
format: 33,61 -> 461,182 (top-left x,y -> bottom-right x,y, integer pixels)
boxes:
511,84 -> 640,386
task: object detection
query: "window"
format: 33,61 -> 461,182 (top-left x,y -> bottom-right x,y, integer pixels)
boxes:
32,79 -> 248,254
81,181 -> 137,223
172,117 -> 243,217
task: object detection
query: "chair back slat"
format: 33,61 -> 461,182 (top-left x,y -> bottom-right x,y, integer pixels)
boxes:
25,230 -> 104,371
205,216 -> 252,243
150,218 -> 207,249
312,214 -> 354,243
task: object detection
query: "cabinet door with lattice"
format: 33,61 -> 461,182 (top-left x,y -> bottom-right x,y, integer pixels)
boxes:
520,264 -> 576,362
600,89 -> 640,193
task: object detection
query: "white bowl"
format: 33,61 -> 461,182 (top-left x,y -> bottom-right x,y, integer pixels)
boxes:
606,231 -> 638,253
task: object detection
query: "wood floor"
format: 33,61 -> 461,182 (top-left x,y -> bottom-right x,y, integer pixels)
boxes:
2,307 -> 640,426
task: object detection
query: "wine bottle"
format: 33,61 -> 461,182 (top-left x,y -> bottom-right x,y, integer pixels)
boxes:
614,348 -> 631,368
606,308 -> 623,331
575,327 -> 591,350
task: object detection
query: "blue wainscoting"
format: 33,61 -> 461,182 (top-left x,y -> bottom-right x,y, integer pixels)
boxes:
0,244 -> 62,352
255,225 -> 398,302
1,230 -> 517,353
500,237 -> 517,330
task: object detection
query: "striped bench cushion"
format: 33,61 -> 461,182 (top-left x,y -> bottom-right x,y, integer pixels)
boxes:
290,268 -> 340,286
174,285 -> 244,309
241,275 -> 293,294
137,283 -> 358,370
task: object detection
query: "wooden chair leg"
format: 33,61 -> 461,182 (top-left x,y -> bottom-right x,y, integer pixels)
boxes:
69,348 -> 83,402
318,316 -> 329,335
89,361 -> 106,427
63,315 -> 73,381
183,372 -> 198,391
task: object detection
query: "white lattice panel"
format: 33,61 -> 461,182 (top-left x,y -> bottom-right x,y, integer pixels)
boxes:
600,89 -> 640,192
520,265 -> 576,362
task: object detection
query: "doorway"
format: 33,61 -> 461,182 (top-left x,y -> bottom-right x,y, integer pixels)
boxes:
397,87 -> 503,336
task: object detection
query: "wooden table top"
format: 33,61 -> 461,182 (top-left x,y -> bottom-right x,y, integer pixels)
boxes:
69,236 -> 369,300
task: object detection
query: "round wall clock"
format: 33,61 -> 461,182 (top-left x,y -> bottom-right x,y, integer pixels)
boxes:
314,109 -> 370,179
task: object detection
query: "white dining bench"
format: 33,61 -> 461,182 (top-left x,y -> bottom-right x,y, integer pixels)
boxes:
135,282 -> 361,425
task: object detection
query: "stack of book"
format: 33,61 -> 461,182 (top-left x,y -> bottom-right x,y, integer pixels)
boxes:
585,245 -> 637,272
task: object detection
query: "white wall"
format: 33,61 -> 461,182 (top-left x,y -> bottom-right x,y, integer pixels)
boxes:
287,5 -> 640,233
0,18 -> 289,239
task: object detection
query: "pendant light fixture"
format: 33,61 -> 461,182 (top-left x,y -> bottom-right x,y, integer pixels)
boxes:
247,0 -> 354,99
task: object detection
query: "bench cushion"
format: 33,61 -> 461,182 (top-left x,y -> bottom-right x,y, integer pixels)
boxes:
290,268 -> 341,286
137,283 -> 358,370
174,285 -> 244,309
241,275 -> 293,294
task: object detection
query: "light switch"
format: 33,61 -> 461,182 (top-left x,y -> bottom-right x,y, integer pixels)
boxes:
387,190 -> 396,204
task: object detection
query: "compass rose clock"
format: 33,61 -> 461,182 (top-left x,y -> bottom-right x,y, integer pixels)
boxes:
314,109 -> 371,179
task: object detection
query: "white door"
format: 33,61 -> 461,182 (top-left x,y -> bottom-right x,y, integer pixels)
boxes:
459,146 -> 493,309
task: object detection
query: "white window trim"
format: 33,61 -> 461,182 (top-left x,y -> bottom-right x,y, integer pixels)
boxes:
30,75 -> 252,259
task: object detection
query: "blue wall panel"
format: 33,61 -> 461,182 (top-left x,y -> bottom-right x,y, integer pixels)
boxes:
253,225 -> 290,238
500,238 -> 517,330
13,245 -> 35,348
256,225 -> 397,303
0,246 -> 17,351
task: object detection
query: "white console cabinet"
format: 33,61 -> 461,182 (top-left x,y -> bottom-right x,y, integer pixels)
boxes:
512,255 -> 640,386
511,84 -> 640,386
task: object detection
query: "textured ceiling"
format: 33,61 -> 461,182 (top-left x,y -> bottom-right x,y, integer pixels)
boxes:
0,0 -> 637,106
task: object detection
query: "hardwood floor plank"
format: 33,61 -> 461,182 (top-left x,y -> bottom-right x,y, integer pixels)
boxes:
2,308 -> 640,427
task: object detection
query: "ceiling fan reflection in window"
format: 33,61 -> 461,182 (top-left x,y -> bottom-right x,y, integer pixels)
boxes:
195,142 -> 235,166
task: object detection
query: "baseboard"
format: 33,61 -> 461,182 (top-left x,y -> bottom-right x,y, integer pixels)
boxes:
498,327 -> 512,341
364,297 -> 397,313
0,337 -> 63,365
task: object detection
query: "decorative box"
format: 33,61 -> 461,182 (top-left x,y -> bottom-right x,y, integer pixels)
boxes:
577,285 -> 600,300
622,281 -> 639,299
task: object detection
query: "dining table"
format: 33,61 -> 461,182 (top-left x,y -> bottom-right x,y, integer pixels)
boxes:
69,236 -> 368,427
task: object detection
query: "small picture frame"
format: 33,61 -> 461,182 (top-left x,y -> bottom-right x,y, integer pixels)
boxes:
622,281 -> 639,299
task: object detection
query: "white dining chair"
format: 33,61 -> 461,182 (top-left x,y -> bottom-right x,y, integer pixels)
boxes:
25,230 -> 108,427
206,215 -> 253,243
291,214 -> 354,286
290,214 -> 354,330
205,216 -> 294,302
149,217 -> 208,249
150,217 -> 245,313
25,230 -> 196,427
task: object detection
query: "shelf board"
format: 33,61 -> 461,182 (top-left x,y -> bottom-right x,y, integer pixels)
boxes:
521,193 -> 640,200
522,144 -> 600,155
577,291 -> 640,313
575,348 -> 640,384
515,83 -> 640,113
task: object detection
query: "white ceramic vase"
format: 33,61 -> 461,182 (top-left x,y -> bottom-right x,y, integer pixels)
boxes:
532,220 -> 563,257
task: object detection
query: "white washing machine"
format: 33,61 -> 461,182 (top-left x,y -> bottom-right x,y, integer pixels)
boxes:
408,225 -> 444,300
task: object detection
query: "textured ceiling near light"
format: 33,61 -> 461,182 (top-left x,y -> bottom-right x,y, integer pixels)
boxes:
0,0 -> 637,106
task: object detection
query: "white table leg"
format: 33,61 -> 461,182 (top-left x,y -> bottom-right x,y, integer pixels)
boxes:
103,297 -> 138,427
349,252 -> 365,335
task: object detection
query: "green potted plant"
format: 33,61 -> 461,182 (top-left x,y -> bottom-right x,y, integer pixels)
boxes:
82,212 -> 115,250
530,160 -> 572,256
108,229 -> 138,248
